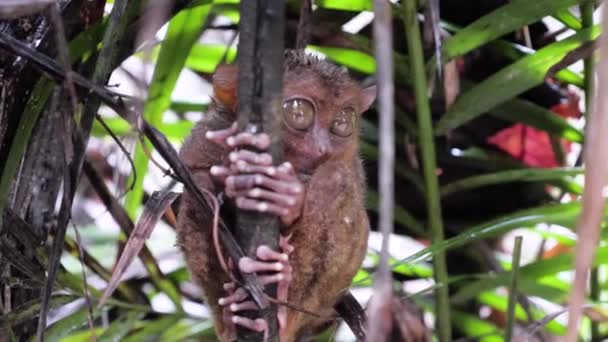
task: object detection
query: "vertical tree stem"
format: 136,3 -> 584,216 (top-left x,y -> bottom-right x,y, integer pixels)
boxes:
504,236 -> 523,342
581,3 -> 599,341
235,0 -> 285,340
402,1 -> 451,340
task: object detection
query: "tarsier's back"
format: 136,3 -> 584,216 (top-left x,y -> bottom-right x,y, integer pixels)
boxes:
176,50 -> 375,341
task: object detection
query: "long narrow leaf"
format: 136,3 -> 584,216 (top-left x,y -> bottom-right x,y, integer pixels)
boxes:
442,0 -> 594,61
437,25 -> 600,134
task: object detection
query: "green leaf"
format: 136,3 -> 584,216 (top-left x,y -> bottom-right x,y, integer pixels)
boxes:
490,98 -> 585,143
553,8 -> 583,30
437,25 -> 600,134
123,4 -> 211,311
37,307 -> 102,342
442,0 -> 594,61
186,44 -> 237,73
124,4 -> 211,219
315,0 -> 372,11
122,315 -> 181,342
478,292 -> 566,335
489,40 -> 584,87
449,245 -> 608,304
395,201 -> 594,267
452,310 -> 503,342
159,319 -> 215,341
308,45 -> 376,74
440,167 -> 583,197
98,312 -> 144,341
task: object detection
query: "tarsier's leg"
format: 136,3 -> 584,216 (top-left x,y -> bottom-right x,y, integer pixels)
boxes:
205,125 -> 302,334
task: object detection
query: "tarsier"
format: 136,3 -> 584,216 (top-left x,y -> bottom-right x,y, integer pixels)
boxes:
176,50 -> 376,341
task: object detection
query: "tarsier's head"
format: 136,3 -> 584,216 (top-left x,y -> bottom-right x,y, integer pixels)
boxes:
212,49 -> 376,175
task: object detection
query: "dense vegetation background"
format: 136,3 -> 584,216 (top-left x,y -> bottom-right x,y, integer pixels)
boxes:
0,0 -> 605,341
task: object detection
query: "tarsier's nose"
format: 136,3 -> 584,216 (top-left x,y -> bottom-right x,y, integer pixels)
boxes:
318,145 -> 328,156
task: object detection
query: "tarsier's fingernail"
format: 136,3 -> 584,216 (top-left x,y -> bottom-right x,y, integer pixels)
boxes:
281,253 -> 289,261
257,202 -> 268,212
218,298 -> 226,305
267,167 -> 276,175
229,152 -> 238,162
274,262 -> 284,271
255,175 -> 263,184
283,162 -> 293,169
249,188 -> 262,197
287,198 -> 296,206
227,137 -> 236,146
232,317 -> 239,323
210,166 -> 220,175
205,131 -> 215,139
230,304 -> 239,312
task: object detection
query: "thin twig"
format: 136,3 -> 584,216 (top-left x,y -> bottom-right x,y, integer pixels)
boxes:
295,0 -> 312,50
366,0 -> 394,340
94,114 -> 137,195
71,224 -> 97,342
565,4 -> 608,341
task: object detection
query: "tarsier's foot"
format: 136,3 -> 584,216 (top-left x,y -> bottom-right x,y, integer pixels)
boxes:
219,236 -> 294,334
205,124 -> 305,226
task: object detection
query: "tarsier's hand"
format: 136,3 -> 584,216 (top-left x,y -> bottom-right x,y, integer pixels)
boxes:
205,123 -> 305,226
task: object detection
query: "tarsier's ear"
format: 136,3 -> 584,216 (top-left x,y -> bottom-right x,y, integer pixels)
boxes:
360,85 -> 377,112
213,64 -> 238,111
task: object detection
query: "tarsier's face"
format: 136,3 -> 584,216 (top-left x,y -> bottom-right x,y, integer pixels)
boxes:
281,75 -> 375,176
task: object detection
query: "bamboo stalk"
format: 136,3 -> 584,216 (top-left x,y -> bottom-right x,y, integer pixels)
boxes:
402,1 -> 451,340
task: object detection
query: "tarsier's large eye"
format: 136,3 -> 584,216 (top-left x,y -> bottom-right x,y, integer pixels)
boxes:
331,107 -> 356,137
283,98 -> 315,131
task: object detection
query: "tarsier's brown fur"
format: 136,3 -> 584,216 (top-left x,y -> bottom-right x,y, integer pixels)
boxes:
176,50 -> 375,341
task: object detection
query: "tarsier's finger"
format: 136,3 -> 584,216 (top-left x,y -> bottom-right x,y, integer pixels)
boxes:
256,245 -> 289,262
223,282 -> 236,292
227,132 -> 271,150
218,287 -> 248,306
230,160 -> 277,177
229,301 -> 258,312
274,162 -> 299,181
210,165 -> 233,184
232,316 -> 268,332
229,150 -> 273,166
239,256 -> 283,274
205,123 -> 238,146
247,188 -> 297,208
280,235 -> 295,255
227,175 -> 302,196
259,273 -> 285,285
235,197 -> 288,217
